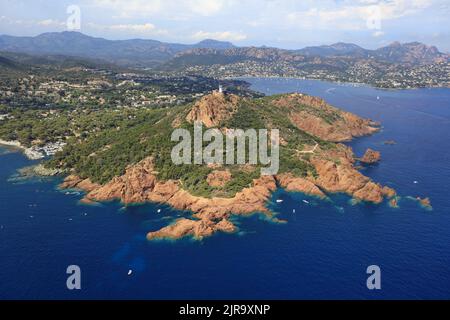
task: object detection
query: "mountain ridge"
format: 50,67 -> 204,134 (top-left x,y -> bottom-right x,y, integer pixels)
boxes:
0,32 -> 446,67
0,31 -> 235,67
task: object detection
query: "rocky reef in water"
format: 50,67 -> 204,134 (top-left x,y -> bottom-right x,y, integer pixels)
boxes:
360,148 -> 381,164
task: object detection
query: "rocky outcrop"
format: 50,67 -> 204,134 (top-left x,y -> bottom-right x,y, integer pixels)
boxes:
147,218 -> 236,240
360,148 -> 381,164
389,197 -> 399,208
272,94 -> 379,142
417,197 -> 432,210
17,164 -> 64,178
382,186 -> 397,199
207,170 -> 232,187
86,157 -> 157,204
60,144 -> 400,239
308,145 -> 394,204
276,173 -> 326,198
60,174 -> 100,192
147,175 -> 277,239
60,157 -> 278,240
186,91 -> 239,127
341,113 -> 380,140
60,139 -> 400,240
352,181 -> 386,203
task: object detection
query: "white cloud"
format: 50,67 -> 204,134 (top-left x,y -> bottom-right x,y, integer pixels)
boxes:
93,0 -> 163,18
92,0 -> 229,18
0,16 -> 65,28
192,30 -> 247,41
37,19 -> 64,27
110,23 -> 155,32
373,30 -> 385,37
87,22 -> 168,36
286,0 -> 434,31
187,0 -> 225,16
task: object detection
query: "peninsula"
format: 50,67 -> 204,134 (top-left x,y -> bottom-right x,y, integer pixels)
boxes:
55,91 -> 398,240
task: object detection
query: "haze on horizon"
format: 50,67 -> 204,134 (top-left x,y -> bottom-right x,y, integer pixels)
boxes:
0,0 -> 449,51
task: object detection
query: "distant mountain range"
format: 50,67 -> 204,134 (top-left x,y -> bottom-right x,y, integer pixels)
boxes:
0,32 -> 235,67
295,41 -> 446,64
172,41 -> 448,66
0,32 -> 447,68
295,42 -> 368,57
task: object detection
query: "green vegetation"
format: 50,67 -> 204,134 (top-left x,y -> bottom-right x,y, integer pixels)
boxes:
39,93 -> 335,196
47,107 -> 174,184
223,167 -> 260,195
0,49 -> 382,203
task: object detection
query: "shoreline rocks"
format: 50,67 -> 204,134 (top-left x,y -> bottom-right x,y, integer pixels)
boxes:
389,197 -> 400,208
18,164 -> 65,177
276,173 -> 326,198
60,158 -> 279,240
147,218 -> 237,240
272,94 -> 380,142
60,149 -> 400,241
308,146 -> 392,204
417,197 -> 432,210
360,148 -> 381,164
59,174 -> 101,192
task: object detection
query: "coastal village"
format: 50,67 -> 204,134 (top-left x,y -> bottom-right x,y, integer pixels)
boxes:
0,139 -> 66,160
179,59 -> 449,89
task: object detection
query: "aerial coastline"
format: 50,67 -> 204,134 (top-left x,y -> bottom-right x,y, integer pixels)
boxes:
55,91 -> 405,240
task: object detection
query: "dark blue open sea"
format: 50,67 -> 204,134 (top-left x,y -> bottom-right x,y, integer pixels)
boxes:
1,78 -> 449,299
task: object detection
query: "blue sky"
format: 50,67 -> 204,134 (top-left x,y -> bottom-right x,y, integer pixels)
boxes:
0,0 -> 449,51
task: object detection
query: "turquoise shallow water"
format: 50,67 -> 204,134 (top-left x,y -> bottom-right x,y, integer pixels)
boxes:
0,78 -> 449,299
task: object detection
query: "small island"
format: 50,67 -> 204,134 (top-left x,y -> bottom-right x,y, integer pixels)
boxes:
360,148 -> 381,164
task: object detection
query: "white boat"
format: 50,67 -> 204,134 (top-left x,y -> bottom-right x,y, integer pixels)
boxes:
128,270 -> 133,276
276,199 -> 283,203
302,200 -> 310,204
157,209 -> 162,213
413,181 -> 418,184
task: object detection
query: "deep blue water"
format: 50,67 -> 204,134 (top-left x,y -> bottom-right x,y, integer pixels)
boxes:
1,78 -> 449,299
